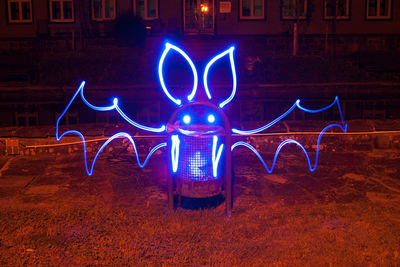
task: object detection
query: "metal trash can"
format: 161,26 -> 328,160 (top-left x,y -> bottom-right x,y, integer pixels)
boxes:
167,102 -> 232,216
175,125 -> 225,198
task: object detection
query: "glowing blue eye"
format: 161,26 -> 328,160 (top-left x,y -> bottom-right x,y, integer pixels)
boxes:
183,115 -> 191,124
207,114 -> 215,123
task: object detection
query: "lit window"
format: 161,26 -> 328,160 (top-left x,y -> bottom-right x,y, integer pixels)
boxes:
240,0 -> 265,20
7,0 -> 32,23
92,0 -> 116,21
135,0 -> 158,20
282,0 -> 307,20
366,0 -> 391,19
324,0 -> 350,20
50,0 -> 74,22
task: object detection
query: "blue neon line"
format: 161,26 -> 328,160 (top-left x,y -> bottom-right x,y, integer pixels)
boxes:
212,135 -> 224,178
79,81 -> 117,111
63,81 -> 166,133
203,46 -> 237,108
171,135 -> 180,173
114,105 -> 166,133
232,101 -> 298,135
218,47 -> 237,108
203,47 -> 233,99
158,43 -> 198,105
56,129 -> 166,176
297,96 -> 338,113
232,97 -> 345,135
231,123 -> 347,173
336,97 -> 345,123
55,81 -> 167,175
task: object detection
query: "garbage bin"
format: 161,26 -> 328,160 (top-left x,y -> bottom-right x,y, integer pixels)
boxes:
175,124 -> 225,198
167,102 -> 232,216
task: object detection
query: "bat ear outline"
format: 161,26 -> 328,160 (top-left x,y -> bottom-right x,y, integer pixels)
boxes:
203,45 -> 237,109
158,42 -> 198,106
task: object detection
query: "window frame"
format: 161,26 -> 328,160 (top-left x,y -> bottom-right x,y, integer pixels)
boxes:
91,0 -> 116,21
323,0 -> 351,20
281,0 -> 308,20
49,0 -> 75,23
239,0 -> 266,20
134,0 -> 159,20
7,0 -> 33,24
136,102 -> 161,123
365,0 -> 392,20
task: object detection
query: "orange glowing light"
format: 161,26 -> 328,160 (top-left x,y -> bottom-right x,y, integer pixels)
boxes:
200,4 -> 209,13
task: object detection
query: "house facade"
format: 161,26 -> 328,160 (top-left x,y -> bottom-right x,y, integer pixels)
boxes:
0,0 -> 399,53
0,0 -> 399,127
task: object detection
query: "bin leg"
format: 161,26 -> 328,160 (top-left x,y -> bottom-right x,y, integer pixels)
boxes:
178,194 -> 182,207
226,173 -> 232,218
168,173 -> 174,211
225,147 -> 233,218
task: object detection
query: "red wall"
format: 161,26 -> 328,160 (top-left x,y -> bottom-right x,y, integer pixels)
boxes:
0,0 -> 399,39
216,0 -> 400,35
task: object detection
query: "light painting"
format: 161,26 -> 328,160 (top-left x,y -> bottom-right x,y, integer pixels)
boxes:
56,42 -> 347,183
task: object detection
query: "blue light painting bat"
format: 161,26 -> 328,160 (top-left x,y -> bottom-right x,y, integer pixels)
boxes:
56,42 -> 347,178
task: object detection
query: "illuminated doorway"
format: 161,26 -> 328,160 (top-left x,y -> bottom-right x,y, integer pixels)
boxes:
184,0 -> 214,34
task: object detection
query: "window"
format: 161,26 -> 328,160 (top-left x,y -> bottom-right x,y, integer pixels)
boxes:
7,0 -> 32,23
240,0 -> 265,19
49,0 -> 74,22
366,0 -> 391,19
324,0 -> 350,20
282,0 -> 307,19
16,104 -> 38,126
137,103 -> 160,123
240,102 -> 264,121
92,0 -> 115,21
135,0 -> 158,20
56,111 -> 78,125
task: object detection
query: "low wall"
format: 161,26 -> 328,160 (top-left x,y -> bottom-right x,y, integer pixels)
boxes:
0,120 -> 399,156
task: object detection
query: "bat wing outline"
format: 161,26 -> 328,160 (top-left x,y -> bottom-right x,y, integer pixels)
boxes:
231,96 -> 348,173
56,81 -> 167,176
232,96 -> 345,134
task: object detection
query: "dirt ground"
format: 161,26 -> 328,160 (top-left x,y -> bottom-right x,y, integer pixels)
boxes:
0,146 -> 399,265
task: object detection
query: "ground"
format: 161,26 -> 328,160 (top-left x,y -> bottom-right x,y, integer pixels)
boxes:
0,146 -> 399,265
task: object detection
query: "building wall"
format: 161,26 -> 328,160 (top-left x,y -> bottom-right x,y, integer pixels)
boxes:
0,0 -> 399,39
0,0 -> 134,39
217,0 -> 400,35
